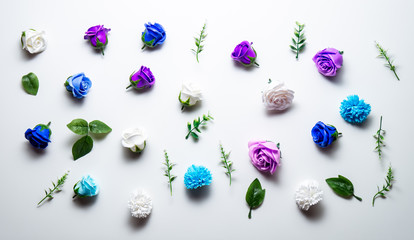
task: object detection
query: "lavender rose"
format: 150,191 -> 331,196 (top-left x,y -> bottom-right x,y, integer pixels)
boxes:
84,25 -> 111,55
231,41 -> 259,67
126,66 -> 155,90
312,48 -> 343,76
248,141 -> 280,174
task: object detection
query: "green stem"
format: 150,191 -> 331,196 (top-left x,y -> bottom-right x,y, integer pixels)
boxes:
37,194 -> 51,206
392,70 -> 400,81
38,185 -> 59,206
47,122 -> 51,127
248,207 -> 252,219
254,62 -> 260,67
126,84 -> 133,90
101,48 -> 105,56
185,119 -> 207,139
353,194 -> 362,201
181,105 -> 186,111
141,45 -> 146,50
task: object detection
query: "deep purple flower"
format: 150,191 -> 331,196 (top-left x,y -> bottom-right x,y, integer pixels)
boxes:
248,140 -> 280,174
312,48 -> 343,76
127,66 -> 155,90
84,25 -> 111,55
231,41 -> 258,67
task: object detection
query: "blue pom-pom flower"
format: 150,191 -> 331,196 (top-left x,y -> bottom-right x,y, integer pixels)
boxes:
184,165 -> 212,189
340,95 -> 371,124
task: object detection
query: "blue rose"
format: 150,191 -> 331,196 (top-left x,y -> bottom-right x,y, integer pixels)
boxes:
65,73 -> 92,99
141,22 -> 166,49
311,121 -> 340,148
73,175 -> 99,198
25,123 -> 51,149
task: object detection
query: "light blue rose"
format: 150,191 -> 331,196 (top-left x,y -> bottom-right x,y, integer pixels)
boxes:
65,73 -> 92,99
73,175 -> 99,198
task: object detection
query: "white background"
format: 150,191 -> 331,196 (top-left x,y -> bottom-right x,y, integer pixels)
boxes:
0,0 -> 413,239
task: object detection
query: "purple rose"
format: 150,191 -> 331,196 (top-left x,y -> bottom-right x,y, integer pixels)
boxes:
84,25 -> 111,55
231,41 -> 258,67
312,48 -> 343,76
127,66 -> 155,90
248,140 -> 280,174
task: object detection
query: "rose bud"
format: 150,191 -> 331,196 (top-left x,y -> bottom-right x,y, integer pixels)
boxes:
312,48 -> 343,76
178,81 -> 202,110
248,140 -> 281,175
121,128 -> 148,153
141,22 -> 166,49
84,25 -> 111,55
21,29 -> 47,54
73,175 -> 99,198
25,122 -> 52,149
65,73 -> 92,99
126,66 -> 155,90
231,41 -> 259,67
262,81 -> 294,111
311,121 -> 341,148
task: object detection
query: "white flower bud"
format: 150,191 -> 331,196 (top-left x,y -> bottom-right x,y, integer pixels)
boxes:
179,81 -> 202,107
21,29 -> 47,54
121,128 -> 147,153
262,82 -> 294,111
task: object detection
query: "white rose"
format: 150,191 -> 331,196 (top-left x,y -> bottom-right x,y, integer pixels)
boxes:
121,128 -> 147,153
179,81 -> 202,107
262,81 -> 294,111
21,29 -> 47,54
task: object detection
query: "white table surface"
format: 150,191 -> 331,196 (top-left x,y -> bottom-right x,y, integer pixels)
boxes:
1,0 -> 413,239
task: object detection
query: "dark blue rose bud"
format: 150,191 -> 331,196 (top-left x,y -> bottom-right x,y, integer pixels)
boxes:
311,121 -> 341,148
141,22 -> 166,49
25,122 -> 52,149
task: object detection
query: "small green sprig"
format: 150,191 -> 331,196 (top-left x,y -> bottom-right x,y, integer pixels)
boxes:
163,150 -> 176,196
38,171 -> 69,206
185,112 -> 214,140
375,41 -> 400,80
373,116 -> 385,159
289,21 -> 306,60
219,143 -> 235,186
372,166 -> 394,206
191,22 -> 207,63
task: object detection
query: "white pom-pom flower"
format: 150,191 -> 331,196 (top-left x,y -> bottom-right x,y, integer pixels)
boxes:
121,128 -> 147,153
21,29 -> 47,54
128,190 -> 153,218
262,81 -> 294,111
295,180 -> 323,211
179,81 -> 202,107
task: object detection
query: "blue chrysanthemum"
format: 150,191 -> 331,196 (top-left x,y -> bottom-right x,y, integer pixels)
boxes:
340,95 -> 371,124
184,165 -> 212,189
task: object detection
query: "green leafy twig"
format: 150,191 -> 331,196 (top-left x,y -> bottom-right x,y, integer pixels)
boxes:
67,119 -> 112,160
219,143 -> 235,186
375,41 -> 400,80
372,166 -> 394,206
163,150 -> 176,196
373,116 -> 385,159
289,21 -> 306,60
38,171 -> 69,206
191,22 -> 207,63
185,112 -> 214,140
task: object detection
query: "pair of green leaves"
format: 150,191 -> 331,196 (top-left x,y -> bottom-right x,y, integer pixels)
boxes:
185,112 -> 214,140
67,119 -> 112,160
22,72 -> 39,96
326,175 -> 362,201
246,178 -> 265,219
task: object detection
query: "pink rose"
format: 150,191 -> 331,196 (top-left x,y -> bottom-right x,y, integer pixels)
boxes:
248,141 -> 280,174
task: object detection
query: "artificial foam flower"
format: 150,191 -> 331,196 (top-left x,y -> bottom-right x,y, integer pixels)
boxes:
295,180 -> 323,211
21,29 -> 47,54
184,165 -> 212,189
262,81 -> 294,111
179,81 -> 202,108
121,128 -> 148,153
339,95 -> 371,124
128,190 -> 153,218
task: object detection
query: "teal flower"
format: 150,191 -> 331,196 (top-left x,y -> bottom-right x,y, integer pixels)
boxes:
184,165 -> 212,189
73,175 -> 99,198
340,95 -> 371,124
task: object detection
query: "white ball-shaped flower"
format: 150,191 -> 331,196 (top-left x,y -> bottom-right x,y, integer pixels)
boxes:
21,29 -> 47,54
262,82 -> 294,111
295,180 -> 323,211
179,81 -> 202,107
121,128 -> 147,153
128,190 -> 153,218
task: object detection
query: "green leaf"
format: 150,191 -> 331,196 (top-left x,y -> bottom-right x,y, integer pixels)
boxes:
89,120 -> 112,134
72,135 -> 93,160
67,119 -> 89,135
193,119 -> 200,128
290,45 -> 297,51
326,175 -> 362,201
190,132 -> 199,139
291,38 -> 297,45
245,178 -> 265,219
22,72 -> 39,96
